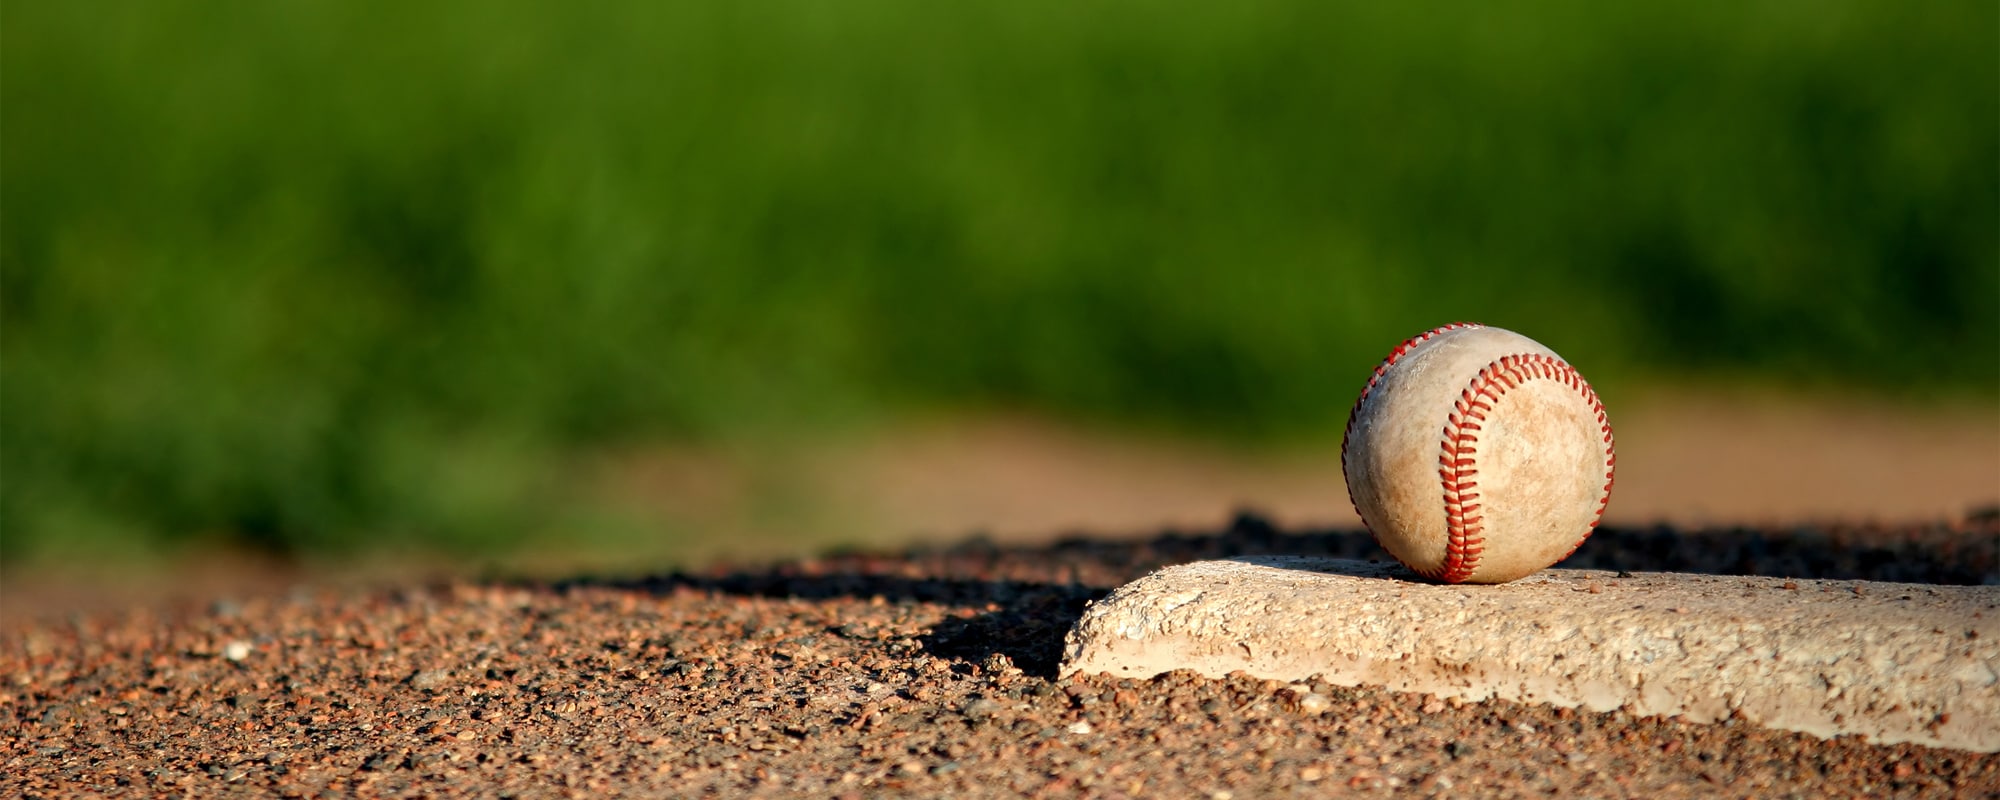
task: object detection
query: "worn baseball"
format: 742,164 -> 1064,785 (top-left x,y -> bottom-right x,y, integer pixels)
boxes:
1341,323 -> 1615,584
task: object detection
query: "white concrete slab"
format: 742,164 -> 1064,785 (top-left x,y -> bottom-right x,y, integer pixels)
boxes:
1061,557 -> 2000,752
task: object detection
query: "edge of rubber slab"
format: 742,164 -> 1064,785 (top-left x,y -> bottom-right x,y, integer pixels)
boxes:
1060,557 -> 2000,752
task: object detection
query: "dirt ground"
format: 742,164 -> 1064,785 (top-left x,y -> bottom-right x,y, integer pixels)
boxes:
827,389 -> 2000,537
593,388 -> 2000,555
4,392 -> 1998,798
6,513 -> 2000,799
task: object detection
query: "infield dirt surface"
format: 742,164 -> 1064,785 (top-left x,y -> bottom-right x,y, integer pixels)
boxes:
8,512 -> 2000,799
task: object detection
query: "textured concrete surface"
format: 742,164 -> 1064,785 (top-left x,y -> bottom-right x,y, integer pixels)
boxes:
1061,557 -> 2000,752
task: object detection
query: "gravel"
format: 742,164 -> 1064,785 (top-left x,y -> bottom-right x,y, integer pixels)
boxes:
5,513 -> 1998,799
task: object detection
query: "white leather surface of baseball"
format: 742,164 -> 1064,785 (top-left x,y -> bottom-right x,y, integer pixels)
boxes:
1342,323 -> 1615,584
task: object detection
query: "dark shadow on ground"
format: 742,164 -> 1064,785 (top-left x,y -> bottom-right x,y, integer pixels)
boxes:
559,512 -> 1998,678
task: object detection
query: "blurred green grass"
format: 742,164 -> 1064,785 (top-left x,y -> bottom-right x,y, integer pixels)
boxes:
3,1 -> 1995,565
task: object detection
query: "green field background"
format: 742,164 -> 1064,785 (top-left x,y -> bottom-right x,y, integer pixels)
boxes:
4,1 -> 1995,565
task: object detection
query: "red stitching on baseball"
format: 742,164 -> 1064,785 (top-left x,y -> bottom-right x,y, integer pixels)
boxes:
1344,322 -> 1488,580
1436,353 -> 1615,583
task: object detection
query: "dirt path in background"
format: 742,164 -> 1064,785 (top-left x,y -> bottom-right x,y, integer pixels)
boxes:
6,516 -> 1997,798
4,390 -> 1995,626
607,389 -> 1999,550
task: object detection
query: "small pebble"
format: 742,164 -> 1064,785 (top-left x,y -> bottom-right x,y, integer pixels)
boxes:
410,669 -> 450,689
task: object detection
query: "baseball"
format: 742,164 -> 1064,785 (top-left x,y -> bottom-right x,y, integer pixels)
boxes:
1341,323 -> 1615,584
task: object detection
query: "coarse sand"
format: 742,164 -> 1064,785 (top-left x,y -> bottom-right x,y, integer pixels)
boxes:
5,513 -> 1999,799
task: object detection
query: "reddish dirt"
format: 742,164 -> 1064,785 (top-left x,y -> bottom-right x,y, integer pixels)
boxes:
6,514 -> 1998,799
599,391 -> 2000,556
13,391 -> 1989,624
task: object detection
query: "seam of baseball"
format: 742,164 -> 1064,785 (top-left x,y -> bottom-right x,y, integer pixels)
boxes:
1438,353 -> 1615,583
1341,322 -> 1485,546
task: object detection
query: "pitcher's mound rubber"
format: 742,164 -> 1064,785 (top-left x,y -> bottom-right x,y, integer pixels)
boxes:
1060,557 -> 1999,752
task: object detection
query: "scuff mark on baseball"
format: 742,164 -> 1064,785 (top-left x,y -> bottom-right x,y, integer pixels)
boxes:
1342,323 -> 1615,584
